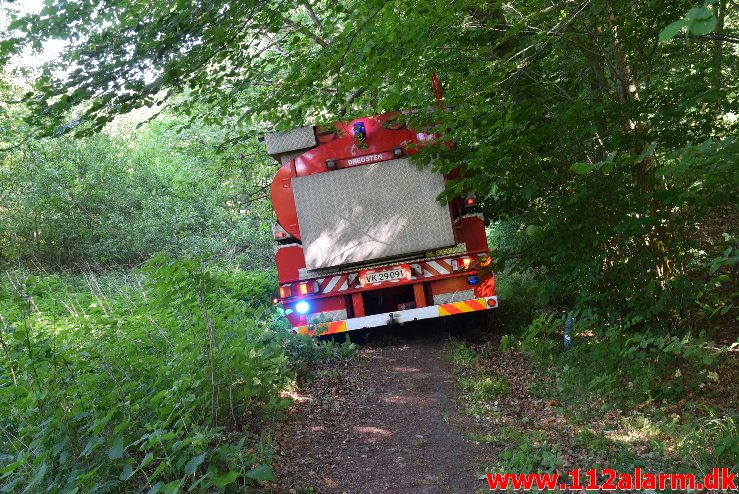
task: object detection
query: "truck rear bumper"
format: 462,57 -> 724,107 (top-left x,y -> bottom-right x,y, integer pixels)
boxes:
293,296 -> 498,336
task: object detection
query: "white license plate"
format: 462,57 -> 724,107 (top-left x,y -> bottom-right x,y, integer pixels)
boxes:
359,267 -> 408,286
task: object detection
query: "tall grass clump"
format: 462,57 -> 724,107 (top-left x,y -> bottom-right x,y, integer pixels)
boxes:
0,258 -> 292,493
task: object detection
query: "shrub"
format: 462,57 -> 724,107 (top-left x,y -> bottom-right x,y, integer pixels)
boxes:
0,260 -> 290,493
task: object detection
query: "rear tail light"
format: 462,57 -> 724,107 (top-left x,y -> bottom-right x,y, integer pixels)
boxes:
452,257 -> 473,271
279,282 -> 319,299
273,223 -> 292,241
478,255 -> 493,267
464,193 -> 476,206
297,281 -> 319,295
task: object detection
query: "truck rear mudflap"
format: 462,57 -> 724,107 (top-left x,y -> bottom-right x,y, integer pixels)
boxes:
293,296 -> 498,337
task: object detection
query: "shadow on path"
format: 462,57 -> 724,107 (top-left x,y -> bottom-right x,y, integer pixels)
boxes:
273,317 -> 495,493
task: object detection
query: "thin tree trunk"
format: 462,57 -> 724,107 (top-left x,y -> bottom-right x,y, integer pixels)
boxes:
711,0 -> 726,93
603,1 -> 674,279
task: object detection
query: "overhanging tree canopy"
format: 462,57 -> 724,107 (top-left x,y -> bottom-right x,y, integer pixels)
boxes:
2,0 -> 737,334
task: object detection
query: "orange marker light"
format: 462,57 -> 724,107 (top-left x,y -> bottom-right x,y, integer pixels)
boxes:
279,286 -> 291,299
478,255 -> 493,267
452,257 -> 473,271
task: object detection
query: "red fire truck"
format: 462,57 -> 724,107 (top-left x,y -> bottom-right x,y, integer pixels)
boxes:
266,112 -> 497,336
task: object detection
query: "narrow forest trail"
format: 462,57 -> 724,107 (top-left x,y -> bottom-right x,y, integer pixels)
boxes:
273,331 -> 494,494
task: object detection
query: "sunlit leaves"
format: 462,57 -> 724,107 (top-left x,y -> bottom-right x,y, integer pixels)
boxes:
659,2 -> 720,42
0,264 -> 291,491
686,6 -> 718,35
183,453 -> 206,476
245,464 -> 276,482
659,19 -> 689,42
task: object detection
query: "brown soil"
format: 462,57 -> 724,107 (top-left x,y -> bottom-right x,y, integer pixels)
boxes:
272,332 -> 492,494
269,314 -> 738,493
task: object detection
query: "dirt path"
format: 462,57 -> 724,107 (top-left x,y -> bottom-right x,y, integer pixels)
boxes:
273,334 -> 491,494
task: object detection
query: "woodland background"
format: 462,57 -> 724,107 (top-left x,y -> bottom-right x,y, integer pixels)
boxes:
0,0 -> 736,492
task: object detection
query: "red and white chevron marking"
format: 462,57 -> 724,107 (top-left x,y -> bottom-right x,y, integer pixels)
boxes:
421,259 -> 453,277
317,274 -> 350,293
281,256 -> 477,296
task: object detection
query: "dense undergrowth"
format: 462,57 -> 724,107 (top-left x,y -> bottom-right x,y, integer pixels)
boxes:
484,210 -> 739,475
487,260 -> 738,475
0,260 -> 351,493
448,338 -> 738,480
489,213 -> 738,401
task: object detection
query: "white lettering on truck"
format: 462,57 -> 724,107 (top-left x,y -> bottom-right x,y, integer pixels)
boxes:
347,153 -> 384,166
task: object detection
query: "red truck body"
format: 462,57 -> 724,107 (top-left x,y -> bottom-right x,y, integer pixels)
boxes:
266,112 -> 497,336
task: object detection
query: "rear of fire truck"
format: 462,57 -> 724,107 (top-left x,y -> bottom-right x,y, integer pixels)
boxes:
266,112 -> 497,336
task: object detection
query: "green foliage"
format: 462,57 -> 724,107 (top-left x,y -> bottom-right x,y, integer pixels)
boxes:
674,409 -> 739,470
486,429 -> 564,474
0,1 -> 736,485
0,117 -> 275,268
459,375 -> 509,402
448,340 -> 510,420
515,311 -> 730,403
660,0 -> 722,41
277,332 -> 358,381
518,313 -> 564,361
0,261 -> 291,493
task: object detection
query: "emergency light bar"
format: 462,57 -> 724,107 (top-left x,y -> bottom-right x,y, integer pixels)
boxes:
353,122 -> 366,141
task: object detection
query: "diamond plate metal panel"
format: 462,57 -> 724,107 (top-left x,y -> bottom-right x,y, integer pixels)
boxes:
293,158 -> 455,270
308,310 -> 348,324
264,127 -> 316,155
433,289 -> 476,305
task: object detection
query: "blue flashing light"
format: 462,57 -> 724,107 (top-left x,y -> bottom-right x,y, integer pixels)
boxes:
353,121 -> 366,140
295,300 -> 311,314
467,275 -> 480,285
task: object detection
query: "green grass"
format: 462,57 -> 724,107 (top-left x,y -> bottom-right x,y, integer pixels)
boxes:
0,262 -> 356,493
478,428 -> 563,474
447,340 -> 510,421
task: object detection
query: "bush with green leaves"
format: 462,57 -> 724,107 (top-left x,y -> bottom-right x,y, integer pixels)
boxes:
0,260 -> 290,493
0,117 -> 275,269
515,311 -> 728,404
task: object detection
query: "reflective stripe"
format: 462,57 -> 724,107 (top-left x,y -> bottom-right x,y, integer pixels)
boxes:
438,298 -> 488,316
324,275 -> 341,292
425,260 -> 450,276
293,296 -> 497,336
325,320 -> 348,334
282,255 -> 485,296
